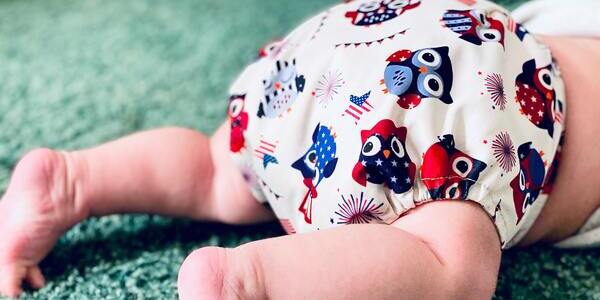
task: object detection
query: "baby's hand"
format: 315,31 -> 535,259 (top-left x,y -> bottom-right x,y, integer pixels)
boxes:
0,149 -> 85,297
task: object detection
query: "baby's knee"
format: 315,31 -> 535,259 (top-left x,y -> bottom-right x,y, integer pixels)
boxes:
177,246 -> 265,300
178,247 -> 226,300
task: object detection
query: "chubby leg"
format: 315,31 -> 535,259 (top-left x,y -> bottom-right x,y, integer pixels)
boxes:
0,122 -> 273,297
178,201 -> 501,300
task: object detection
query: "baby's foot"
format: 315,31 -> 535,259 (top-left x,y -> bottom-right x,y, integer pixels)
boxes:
0,148 -> 87,297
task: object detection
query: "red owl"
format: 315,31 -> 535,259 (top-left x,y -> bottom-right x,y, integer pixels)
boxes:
515,59 -> 561,138
441,9 -> 505,47
228,94 -> 248,153
421,135 -> 487,200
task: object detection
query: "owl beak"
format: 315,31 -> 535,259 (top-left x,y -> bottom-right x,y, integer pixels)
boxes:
545,92 -> 553,100
419,66 -> 429,74
274,82 -> 281,90
383,150 -> 391,159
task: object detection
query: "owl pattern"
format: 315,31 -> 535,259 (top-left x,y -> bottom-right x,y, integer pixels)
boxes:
228,94 -> 249,153
352,119 -> 416,194
345,0 -> 421,27
226,0 -> 566,246
258,59 -> 306,118
382,46 -> 454,109
515,59 -> 562,138
510,142 -> 546,224
421,135 -> 487,200
441,9 -> 505,47
292,124 -> 339,224
542,133 -> 564,195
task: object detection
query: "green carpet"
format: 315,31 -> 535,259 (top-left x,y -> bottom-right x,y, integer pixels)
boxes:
0,0 -> 598,299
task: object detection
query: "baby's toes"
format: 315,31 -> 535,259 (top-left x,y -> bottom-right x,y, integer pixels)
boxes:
177,246 -> 265,300
0,263 -> 26,298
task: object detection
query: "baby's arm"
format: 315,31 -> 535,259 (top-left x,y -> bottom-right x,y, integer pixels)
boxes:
0,122 -> 273,297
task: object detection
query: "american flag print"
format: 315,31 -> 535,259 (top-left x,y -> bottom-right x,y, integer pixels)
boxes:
254,138 -> 279,168
342,91 -> 374,124
508,17 -> 529,41
279,219 -> 297,234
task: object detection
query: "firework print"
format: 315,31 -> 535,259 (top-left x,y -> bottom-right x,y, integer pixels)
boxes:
227,0 -> 566,249
342,91 -> 373,124
314,69 -> 345,107
254,138 -> 279,168
484,73 -> 507,110
335,193 -> 385,225
491,132 -> 517,173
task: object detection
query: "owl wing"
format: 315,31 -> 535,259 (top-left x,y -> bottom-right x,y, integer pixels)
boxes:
421,143 -> 450,194
516,83 -> 546,126
352,162 -> 367,186
384,64 -> 413,96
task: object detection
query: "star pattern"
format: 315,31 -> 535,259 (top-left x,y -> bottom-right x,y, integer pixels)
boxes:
515,83 -> 545,126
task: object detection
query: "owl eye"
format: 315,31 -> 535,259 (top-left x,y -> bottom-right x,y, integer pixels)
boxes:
522,192 -> 531,213
304,150 -> 318,171
359,2 -> 380,12
445,182 -> 461,199
519,170 -> 526,191
476,27 -> 501,42
470,9 -> 489,27
362,136 -> 382,157
228,98 -> 244,118
422,73 -> 444,98
537,69 -> 553,90
452,157 -> 473,177
416,49 -> 441,69
387,0 -> 409,9
390,136 -> 405,158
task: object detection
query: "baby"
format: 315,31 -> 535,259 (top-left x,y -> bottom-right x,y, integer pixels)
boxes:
1,0 -> 599,298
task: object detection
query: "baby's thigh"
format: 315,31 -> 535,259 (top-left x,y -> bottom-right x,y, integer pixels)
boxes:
209,121 -> 275,224
392,200 -> 501,289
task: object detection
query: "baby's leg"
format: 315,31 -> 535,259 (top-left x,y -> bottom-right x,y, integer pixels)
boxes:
0,122 -> 273,297
178,201 -> 501,299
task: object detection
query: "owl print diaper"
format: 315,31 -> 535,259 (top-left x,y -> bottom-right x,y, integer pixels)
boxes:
226,0 -> 566,249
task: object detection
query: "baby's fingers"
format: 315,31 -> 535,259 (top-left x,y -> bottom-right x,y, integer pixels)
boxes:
0,263 -> 26,298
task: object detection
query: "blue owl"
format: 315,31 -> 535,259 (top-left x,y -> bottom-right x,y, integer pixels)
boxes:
292,124 -> 338,224
258,59 -> 306,118
382,47 -> 454,109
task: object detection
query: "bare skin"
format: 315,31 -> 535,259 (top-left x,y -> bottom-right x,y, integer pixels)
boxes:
0,35 -> 598,298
